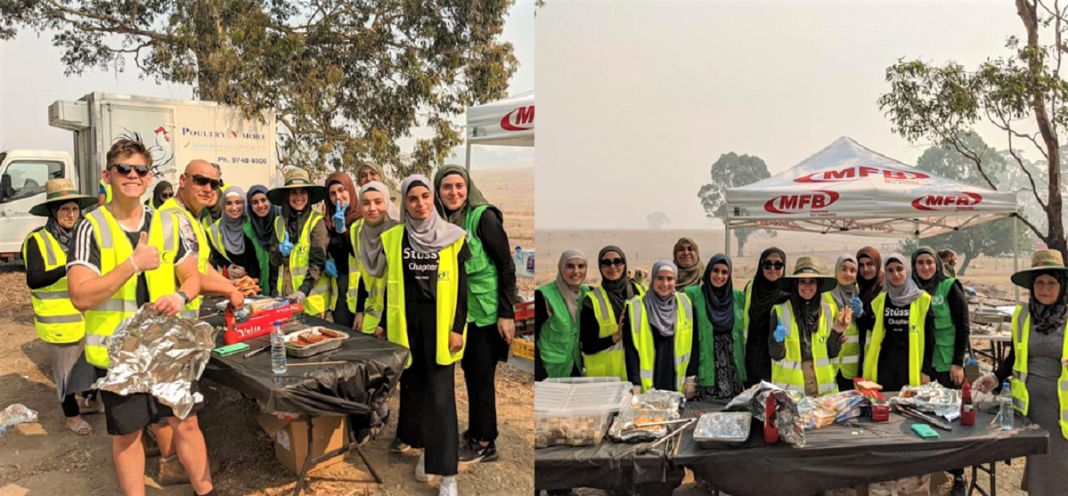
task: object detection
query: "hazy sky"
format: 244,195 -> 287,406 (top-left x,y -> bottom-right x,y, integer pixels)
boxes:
537,0 -> 1027,229
0,1 -> 534,169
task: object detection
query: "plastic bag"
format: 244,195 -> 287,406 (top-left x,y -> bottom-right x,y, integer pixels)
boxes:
725,381 -> 806,447
0,404 -> 39,436
632,390 -> 685,411
797,391 -> 871,430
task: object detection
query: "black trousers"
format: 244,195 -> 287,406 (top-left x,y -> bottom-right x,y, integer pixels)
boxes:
332,272 -> 355,328
61,393 -> 80,418
396,300 -> 459,476
462,322 -> 509,443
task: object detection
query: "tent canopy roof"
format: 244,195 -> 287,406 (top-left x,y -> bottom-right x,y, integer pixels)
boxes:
466,90 -> 534,147
724,137 -> 1017,238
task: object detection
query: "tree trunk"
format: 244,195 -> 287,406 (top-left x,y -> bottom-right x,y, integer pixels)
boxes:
957,252 -> 976,277
737,236 -> 746,258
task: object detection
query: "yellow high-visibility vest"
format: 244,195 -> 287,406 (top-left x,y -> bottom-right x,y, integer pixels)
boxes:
863,293 -> 931,387
22,230 -> 83,343
823,292 -> 861,380
627,292 -> 694,392
145,198 -> 211,319
582,283 -> 646,380
771,300 -> 839,396
274,213 -> 332,316
1010,305 -> 1068,440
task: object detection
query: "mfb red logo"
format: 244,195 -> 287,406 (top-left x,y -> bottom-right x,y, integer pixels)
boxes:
911,192 -> 983,211
796,166 -> 930,183
764,190 -> 840,214
501,105 -> 534,131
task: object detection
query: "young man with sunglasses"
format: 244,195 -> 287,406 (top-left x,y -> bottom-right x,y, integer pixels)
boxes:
67,139 -> 217,496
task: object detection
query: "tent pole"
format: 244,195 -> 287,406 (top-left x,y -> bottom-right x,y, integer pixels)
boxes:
724,208 -> 731,257
465,141 -> 472,172
1013,214 -> 1020,304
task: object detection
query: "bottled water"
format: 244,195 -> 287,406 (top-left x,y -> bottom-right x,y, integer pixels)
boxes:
271,320 -> 287,375
999,381 -> 1014,431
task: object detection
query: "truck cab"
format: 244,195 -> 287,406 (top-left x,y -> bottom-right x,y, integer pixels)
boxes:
0,150 -> 76,259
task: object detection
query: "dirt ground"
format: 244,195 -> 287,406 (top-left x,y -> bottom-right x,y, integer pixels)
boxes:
536,228 -> 1030,496
0,167 -> 535,496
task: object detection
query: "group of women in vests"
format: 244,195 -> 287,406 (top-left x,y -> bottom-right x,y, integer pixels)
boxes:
536,239 -> 1068,494
25,162 -> 516,496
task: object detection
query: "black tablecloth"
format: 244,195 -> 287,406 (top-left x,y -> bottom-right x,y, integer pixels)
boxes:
535,401 -> 1049,495
201,313 -> 409,417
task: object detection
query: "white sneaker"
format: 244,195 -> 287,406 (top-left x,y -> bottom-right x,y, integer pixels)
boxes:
415,451 -> 428,483
439,476 -> 458,496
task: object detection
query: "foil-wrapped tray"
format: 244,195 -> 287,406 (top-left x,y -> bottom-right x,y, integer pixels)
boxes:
889,382 -> 962,419
694,412 -> 752,449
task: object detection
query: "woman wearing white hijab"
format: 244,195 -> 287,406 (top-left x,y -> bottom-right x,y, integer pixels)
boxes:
621,260 -> 698,397
378,174 -> 469,496
535,250 -> 590,380
862,253 -> 936,392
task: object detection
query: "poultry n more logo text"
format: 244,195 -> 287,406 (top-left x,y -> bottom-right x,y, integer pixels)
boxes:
764,190 -> 840,216
501,105 -> 534,131
181,128 -> 269,140
795,166 -> 930,183
911,192 -> 983,211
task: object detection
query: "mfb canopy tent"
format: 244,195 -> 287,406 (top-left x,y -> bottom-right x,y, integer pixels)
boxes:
465,90 -> 534,170
724,137 -> 1021,296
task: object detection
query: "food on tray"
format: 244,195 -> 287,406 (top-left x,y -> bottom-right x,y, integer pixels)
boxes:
855,380 -> 882,391
534,415 -> 607,448
318,328 -> 342,339
289,328 -> 345,348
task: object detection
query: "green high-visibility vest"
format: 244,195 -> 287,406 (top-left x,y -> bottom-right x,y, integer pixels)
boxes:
684,285 -> 747,387
582,282 -> 646,380
1010,304 -> 1068,440
22,229 -> 84,343
537,282 -> 589,378
382,225 -> 466,368
929,278 -> 959,372
205,216 -> 271,297
461,205 -> 501,327
627,292 -> 695,392
822,292 -> 861,380
863,293 -> 932,388
771,300 -> 839,396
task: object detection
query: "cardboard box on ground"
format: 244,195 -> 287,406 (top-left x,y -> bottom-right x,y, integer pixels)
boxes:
257,413 -> 346,475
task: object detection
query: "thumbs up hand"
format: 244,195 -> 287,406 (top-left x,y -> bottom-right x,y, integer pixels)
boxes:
131,231 -> 160,273
279,231 -> 294,257
333,200 -> 347,233
773,315 -> 788,343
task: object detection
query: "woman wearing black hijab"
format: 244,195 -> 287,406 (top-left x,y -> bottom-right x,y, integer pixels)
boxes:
976,250 -> 1068,495
580,246 -> 646,380
145,181 -> 173,209
744,247 -> 790,386
684,254 -> 746,400
912,246 -> 970,388
247,185 -> 280,296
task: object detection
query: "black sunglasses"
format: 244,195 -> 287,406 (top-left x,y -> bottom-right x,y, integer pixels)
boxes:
187,173 -> 221,190
763,261 -> 785,270
599,258 -> 625,267
109,163 -> 150,177
160,192 -> 174,199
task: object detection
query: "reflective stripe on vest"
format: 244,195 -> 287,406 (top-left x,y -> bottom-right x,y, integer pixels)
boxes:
823,292 -> 861,379
353,222 -> 386,334
862,293 -> 931,388
23,230 -> 84,343
630,292 -> 694,392
771,301 -> 839,396
382,224 -> 466,368
1011,303 -> 1068,440
581,286 -> 627,380
275,213 -> 332,316
145,199 -> 210,315
82,207 -> 141,368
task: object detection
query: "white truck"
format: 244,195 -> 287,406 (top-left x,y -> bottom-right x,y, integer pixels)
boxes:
0,92 -> 279,258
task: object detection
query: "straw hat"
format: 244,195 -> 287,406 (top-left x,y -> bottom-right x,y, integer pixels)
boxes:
267,168 -> 326,206
776,257 -> 838,293
1010,249 -> 1068,288
29,178 -> 98,216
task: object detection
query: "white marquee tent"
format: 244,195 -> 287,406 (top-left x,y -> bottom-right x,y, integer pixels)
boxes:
464,90 -> 535,170
725,136 -> 1022,298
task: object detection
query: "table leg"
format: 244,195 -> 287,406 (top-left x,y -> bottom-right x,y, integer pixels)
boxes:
292,417 -> 317,496
968,462 -> 998,496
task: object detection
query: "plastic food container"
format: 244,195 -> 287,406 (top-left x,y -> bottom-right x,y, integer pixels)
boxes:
534,380 -> 633,448
284,327 -> 348,358
693,412 -> 752,449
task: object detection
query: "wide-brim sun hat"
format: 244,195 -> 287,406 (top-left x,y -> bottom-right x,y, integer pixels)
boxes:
29,178 -> 98,216
776,256 -> 838,293
1010,249 -> 1068,288
267,168 -> 327,206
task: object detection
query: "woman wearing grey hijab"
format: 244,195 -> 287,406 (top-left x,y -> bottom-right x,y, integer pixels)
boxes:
621,260 -> 699,397
378,174 -> 470,494
827,254 -> 864,391
535,250 -> 590,381
206,185 -> 262,285
354,181 -> 400,332
861,253 -> 936,392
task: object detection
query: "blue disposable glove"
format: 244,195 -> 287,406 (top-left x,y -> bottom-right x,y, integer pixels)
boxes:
850,297 -> 864,317
325,259 -> 338,278
332,200 -> 347,233
773,316 -> 788,343
279,231 -> 294,257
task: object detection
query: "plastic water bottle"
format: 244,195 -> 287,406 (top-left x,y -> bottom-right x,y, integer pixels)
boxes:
271,320 -> 287,375
513,246 -> 523,267
999,381 -> 1014,431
